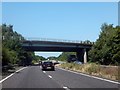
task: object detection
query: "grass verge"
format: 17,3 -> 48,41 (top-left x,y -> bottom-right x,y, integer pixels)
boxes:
58,63 -> 119,81
2,66 -> 24,79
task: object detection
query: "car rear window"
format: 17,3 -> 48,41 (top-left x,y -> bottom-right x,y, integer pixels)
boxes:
43,62 -> 53,64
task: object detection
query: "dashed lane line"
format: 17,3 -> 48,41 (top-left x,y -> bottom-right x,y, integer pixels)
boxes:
48,75 -> 52,79
43,71 -> 46,73
42,70 -> 70,89
63,86 -> 70,90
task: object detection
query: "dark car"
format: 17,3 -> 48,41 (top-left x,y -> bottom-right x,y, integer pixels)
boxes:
67,55 -> 77,63
41,61 -> 55,71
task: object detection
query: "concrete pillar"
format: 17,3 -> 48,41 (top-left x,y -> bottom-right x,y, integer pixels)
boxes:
76,49 -> 84,63
84,49 -> 88,63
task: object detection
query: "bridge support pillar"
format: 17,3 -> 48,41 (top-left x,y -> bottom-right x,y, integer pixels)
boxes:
76,49 -> 84,63
84,49 -> 87,64
76,48 -> 88,64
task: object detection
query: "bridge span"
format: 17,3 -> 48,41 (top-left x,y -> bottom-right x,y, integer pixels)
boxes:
21,38 -> 94,63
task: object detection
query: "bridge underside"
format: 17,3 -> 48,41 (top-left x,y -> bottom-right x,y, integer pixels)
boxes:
22,46 -> 89,63
21,41 -> 92,63
22,46 -> 86,52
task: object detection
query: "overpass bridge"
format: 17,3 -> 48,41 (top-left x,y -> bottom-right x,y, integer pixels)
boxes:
21,38 -> 94,63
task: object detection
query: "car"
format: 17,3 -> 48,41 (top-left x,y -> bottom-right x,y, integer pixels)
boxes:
41,61 -> 55,71
54,61 -> 59,65
67,55 -> 77,63
74,61 -> 82,64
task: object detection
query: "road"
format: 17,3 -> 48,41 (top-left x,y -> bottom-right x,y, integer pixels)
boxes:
1,66 -> 119,90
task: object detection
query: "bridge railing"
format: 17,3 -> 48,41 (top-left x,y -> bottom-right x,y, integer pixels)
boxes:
25,37 -> 94,45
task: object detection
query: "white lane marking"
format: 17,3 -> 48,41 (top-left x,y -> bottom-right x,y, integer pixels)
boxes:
63,86 -> 70,90
0,73 -> 14,83
43,71 -> 46,73
58,67 -> 120,85
0,67 -> 27,83
15,67 -> 27,73
48,75 -> 52,79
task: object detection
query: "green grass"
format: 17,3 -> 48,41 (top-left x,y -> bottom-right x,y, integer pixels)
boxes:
59,63 -> 119,81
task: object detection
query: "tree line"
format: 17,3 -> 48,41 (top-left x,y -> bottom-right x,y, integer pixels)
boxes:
2,23 -> 120,67
58,24 -> 120,65
89,23 -> 120,65
2,24 -> 35,67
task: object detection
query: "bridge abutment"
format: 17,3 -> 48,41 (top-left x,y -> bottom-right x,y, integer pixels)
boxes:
76,48 -> 88,64
22,40 -> 92,64
76,49 -> 84,63
83,48 -> 88,64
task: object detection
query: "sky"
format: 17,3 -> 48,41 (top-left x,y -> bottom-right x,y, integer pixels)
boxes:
2,2 -> 118,58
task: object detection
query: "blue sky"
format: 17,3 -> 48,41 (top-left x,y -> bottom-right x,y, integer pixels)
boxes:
2,2 -> 118,58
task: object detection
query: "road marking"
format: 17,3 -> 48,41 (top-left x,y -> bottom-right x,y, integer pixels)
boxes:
0,67 -> 27,83
15,67 -> 27,73
0,73 -> 14,83
58,67 -> 120,85
48,75 -> 52,79
63,86 -> 70,90
43,71 -> 46,73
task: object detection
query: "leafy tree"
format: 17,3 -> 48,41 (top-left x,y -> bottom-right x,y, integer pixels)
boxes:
58,52 -> 76,61
36,56 -> 46,61
47,56 -> 57,60
32,55 -> 46,64
89,23 -> 120,65
2,24 -> 35,67
2,47 -> 10,65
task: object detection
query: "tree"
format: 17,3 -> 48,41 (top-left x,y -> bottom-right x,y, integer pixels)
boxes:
58,52 -> 76,61
89,23 -> 120,65
47,56 -> 57,60
2,24 -> 35,67
2,47 -> 10,65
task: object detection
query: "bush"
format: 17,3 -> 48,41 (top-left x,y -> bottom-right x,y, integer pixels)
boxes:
59,63 -> 119,80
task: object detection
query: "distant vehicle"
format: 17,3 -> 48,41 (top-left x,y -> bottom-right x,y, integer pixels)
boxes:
74,61 -> 82,64
67,55 -> 77,63
41,61 -> 55,71
53,61 -> 59,65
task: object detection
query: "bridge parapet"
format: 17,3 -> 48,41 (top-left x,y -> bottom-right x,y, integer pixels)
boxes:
24,37 -> 94,45
22,38 -> 94,63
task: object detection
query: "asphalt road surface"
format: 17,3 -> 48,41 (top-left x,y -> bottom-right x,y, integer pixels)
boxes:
1,66 -> 119,90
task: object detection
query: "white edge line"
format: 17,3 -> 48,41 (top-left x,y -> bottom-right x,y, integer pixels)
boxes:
15,67 -> 27,73
0,73 -> 14,83
0,67 -> 27,83
58,67 -> 120,85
